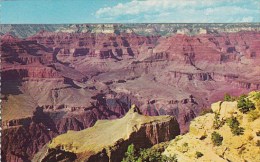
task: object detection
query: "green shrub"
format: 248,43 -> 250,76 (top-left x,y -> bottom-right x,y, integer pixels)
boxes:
123,144 -> 138,162
138,148 -> 177,162
200,109 -> 213,116
223,93 -> 237,101
226,117 -> 244,136
237,95 -> 255,113
211,131 -> 223,146
195,151 -> 203,158
231,127 -> 244,136
224,93 -> 232,101
226,117 -> 239,128
122,144 -> 177,162
213,113 -> 224,129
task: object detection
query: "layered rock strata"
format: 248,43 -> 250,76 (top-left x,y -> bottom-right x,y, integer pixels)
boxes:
1,28 -> 260,161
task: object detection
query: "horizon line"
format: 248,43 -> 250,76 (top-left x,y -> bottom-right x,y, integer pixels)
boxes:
1,22 -> 260,25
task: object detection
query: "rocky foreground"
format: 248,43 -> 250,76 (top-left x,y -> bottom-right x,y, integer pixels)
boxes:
32,105 -> 179,162
32,91 -> 260,162
164,91 -> 260,162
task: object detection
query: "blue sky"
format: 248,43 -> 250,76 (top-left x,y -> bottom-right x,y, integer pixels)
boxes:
1,0 -> 260,24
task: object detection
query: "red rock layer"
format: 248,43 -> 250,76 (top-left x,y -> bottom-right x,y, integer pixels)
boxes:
1,30 -> 260,161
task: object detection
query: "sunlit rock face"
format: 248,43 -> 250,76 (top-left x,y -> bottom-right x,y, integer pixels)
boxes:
164,91 -> 260,162
33,106 -> 180,162
1,24 -> 260,161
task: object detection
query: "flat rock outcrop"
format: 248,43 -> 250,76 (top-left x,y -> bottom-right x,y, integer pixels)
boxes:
33,105 -> 180,162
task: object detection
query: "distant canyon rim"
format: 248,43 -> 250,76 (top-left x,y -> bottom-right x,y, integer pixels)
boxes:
1,24 -> 260,162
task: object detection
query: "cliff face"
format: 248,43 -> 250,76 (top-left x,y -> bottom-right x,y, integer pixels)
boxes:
33,105 -> 180,162
1,93 -> 134,162
164,91 -> 260,162
153,32 -> 260,63
1,27 -> 260,161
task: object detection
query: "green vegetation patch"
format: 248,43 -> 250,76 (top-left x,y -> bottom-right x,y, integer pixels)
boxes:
211,131 -> 223,146
224,93 -> 236,101
200,109 -> 213,116
226,117 -> 244,136
237,94 -> 255,113
213,112 -> 225,129
122,144 -> 177,162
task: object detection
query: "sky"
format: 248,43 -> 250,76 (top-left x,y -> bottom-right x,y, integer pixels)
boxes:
1,0 -> 260,24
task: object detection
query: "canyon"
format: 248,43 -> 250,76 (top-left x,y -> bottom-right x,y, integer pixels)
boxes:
1,24 -> 260,162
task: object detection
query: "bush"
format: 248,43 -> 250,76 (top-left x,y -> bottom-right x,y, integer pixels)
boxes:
138,148 -> 177,162
226,117 -> 244,136
237,95 -> 255,113
211,131 -> 223,146
224,93 -> 232,101
122,144 -> 177,162
224,93 -> 237,101
195,151 -> 203,158
226,117 -> 239,128
123,144 -> 138,162
231,127 -> 244,136
200,109 -> 213,116
213,113 -> 224,129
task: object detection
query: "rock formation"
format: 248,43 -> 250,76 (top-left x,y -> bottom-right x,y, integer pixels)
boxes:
33,105 -> 180,162
163,91 -> 260,162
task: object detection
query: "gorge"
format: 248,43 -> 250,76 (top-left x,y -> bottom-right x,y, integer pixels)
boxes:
1,24 -> 260,162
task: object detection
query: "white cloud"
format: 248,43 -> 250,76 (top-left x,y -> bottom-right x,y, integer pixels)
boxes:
241,16 -> 254,22
96,0 -> 198,17
95,0 -> 259,23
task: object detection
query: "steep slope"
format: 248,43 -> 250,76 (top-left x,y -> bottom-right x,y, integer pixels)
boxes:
164,91 -> 260,162
1,90 -> 135,162
33,105 -> 180,162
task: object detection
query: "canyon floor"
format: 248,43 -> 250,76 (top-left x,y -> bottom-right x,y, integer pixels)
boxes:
1,24 -> 260,162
